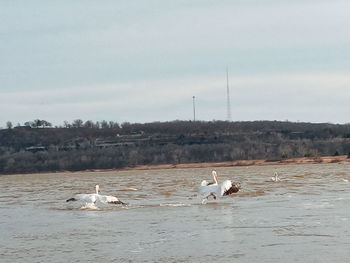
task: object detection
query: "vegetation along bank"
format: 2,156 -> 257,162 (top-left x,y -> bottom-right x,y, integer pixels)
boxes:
1,120 -> 350,174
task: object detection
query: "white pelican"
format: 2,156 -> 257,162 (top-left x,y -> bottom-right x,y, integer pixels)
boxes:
66,185 -> 126,206
271,172 -> 281,182
199,170 -> 241,203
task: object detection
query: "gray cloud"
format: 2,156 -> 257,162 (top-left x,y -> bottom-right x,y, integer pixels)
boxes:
1,0 -> 350,126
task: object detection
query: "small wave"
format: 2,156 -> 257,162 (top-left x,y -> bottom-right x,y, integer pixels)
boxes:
135,194 -> 150,199
239,190 -> 265,197
159,191 -> 173,196
0,195 -> 21,199
159,203 -> 190,207
119,188 -> 138,191
261,242 -> 294,247
130,249 -> 143,254
281,233 -> 334,237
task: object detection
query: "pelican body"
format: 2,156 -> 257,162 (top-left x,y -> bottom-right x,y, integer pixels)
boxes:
66,185 -> 126,206
199,171 -> 240,203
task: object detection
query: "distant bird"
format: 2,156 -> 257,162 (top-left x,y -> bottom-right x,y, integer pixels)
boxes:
271,172 -> 281,182
199,170 -> 241,204
66,185 -> 126,206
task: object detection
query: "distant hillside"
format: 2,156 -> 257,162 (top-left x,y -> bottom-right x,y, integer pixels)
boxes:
1,120 -> 350,174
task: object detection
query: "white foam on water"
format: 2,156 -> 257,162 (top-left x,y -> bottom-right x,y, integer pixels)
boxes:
159,203 -> 190,207
80,203 -> 99,210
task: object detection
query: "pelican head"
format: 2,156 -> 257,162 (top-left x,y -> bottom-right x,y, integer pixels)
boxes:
95,185 -> 100,194
212,170 -> 218,184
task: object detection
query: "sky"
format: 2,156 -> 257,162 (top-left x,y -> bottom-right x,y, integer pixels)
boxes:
1,0 -> 350,127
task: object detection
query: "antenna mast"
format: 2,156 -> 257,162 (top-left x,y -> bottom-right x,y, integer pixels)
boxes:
192,96 -> 196,121
226,67 -> 232,121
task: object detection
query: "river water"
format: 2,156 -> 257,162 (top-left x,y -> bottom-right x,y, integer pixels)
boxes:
1,163 -> 350,262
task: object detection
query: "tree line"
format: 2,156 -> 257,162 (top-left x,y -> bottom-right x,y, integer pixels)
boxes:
5,119 -> 121,129
1,120 -> 350,174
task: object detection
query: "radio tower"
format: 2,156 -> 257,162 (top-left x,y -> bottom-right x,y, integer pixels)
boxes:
192,96 -> 196,121
226,67 -> 232,121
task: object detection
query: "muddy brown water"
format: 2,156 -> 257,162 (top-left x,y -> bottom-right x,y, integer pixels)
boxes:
1,163 -> 350,262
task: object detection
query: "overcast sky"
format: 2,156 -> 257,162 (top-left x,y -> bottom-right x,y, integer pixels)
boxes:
1,0 -> 350,127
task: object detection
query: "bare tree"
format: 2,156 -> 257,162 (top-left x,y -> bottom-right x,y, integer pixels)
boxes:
84,120 -> 94,128
41,120 -> 52,128
72,119 -> 83,128
6,121 -> 13,129
101,120 -> 109,129
63,121 -> 71,128
33,119 -> 42,128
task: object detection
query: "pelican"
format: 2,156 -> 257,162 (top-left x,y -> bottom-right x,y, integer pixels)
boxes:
66,185 -> 126,206
271,172 -> 281,182
199,170 -> 241,204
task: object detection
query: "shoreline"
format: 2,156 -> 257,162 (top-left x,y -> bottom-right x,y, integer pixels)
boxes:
120,155 -> 350,171
2,155 -> 349,176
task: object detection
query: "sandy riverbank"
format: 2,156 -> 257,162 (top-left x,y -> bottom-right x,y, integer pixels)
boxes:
120,155 -> 350,171
3,155 -> 349,176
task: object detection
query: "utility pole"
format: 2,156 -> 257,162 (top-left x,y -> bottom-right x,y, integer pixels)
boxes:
192,96 -> 196,121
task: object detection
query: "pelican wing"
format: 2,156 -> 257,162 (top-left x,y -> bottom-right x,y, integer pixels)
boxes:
221,180 -> 240,196
98,194 -> 125,205
220,180 -> 232,196
199,183 -> 221,197
271,176 -> 281,182
67,193 -> 97,203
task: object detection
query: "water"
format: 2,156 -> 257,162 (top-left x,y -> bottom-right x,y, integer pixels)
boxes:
1,163 -> 350,262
